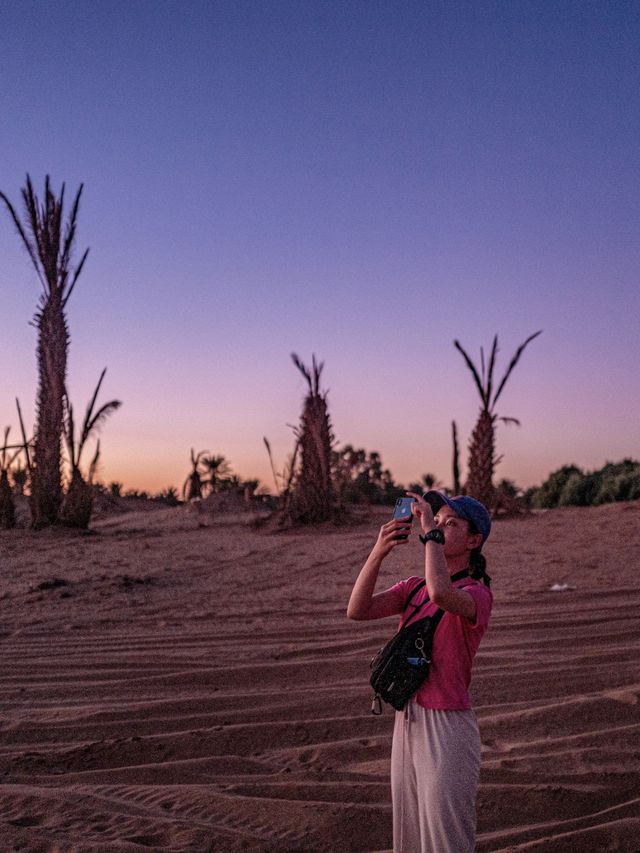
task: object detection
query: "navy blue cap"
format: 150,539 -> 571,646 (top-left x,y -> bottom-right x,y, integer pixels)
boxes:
423,491 -> 492,544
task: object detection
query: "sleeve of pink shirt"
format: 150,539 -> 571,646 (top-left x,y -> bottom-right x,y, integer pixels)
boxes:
466,583 -> 493,629
386,576 -> 423,606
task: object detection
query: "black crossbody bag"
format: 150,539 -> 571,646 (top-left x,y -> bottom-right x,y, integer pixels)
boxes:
369,569 -> 470,714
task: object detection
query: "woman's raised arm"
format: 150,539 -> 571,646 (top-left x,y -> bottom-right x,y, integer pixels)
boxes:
347,518 -> 409,620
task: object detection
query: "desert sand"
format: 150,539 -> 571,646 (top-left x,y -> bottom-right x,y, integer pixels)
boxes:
0,500 -> 638,852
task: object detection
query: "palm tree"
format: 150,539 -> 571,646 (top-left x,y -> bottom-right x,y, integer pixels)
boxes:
200,454 -> 232,494
60,368 -> 121,528
183,449 -> 207,501
0,175 -> 89,527
285,353 -> 335,523
454,331 -> 542,508
408,473 -> 442,496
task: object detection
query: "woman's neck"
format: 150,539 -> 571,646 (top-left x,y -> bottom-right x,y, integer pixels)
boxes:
446,554 -> 471,576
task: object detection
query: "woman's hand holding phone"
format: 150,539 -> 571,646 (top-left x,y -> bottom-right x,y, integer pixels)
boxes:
373,518 -> 412,558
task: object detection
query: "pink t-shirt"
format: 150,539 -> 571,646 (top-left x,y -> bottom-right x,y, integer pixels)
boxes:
389,575 -> 493,710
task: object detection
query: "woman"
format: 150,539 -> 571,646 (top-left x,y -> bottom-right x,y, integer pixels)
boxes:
347,490 -> 493,853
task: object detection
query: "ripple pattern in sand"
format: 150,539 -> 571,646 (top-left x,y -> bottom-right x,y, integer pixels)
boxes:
0,504 -> 639,851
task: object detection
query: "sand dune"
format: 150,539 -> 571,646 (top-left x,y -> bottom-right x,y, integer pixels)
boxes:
0,501 -> 638,851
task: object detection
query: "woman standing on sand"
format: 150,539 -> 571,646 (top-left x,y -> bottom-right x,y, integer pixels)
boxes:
347,490 -> 493,853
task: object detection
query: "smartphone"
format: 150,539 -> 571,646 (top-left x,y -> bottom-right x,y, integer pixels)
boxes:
392,497 -> 414,539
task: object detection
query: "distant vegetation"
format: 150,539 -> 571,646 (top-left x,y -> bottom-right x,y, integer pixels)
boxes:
527,460 -> 640,508
181,449 -> 259,502
332,445 -> 404,506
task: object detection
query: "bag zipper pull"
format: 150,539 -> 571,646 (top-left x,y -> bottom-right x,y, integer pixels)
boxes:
415,637 -> 430,663
371,693 -> 383,715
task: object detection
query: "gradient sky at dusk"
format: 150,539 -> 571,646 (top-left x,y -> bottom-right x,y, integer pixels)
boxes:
1,1 -> 639,495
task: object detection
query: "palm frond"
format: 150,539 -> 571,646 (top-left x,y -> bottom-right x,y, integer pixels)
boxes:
62,392 -> 77,467
291,352 -> 312,391
15,398 -> 32,473
189,449 -> 208,471
24,176 -> 49,285
63,247 -> 89,307
1,427 -> 9,469
498,416 -> 521,426
311,353 -> 324,396
491,330 -> 542,408
454,339 -> 488,407
46,178 -> 63,276
0,187 -> 46,289
263,436 -> 281,495
84,400 -> 121,441
66,369 -> 122,469
485,335 -> 499,409
79,368 -> 107,445
61,183 -> 83,269
87,440 -> 100,484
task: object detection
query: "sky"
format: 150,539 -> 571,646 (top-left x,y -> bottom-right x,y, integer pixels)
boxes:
0,0 -> 639,495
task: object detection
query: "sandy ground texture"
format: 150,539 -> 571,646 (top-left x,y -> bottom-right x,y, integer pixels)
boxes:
0,500 -> 639,852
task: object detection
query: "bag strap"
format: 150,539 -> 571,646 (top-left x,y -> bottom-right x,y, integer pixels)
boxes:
427,607 -> 447,633
400,569 -> 472,630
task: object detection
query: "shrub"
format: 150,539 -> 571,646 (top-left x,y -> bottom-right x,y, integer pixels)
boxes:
533,459 -> 640,508
594,468 -> 640,504
532,465 -> 583,508
558,472 -> 600,507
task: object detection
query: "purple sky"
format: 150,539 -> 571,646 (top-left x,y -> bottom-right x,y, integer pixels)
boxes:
1,1 -> 639,494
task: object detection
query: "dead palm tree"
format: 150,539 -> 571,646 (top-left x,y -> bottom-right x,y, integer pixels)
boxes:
454,331 -> 542,508
183,449 -> 207,501
60,368 -> 121,528
0,175 -> 89,527
284,353 -> 335,524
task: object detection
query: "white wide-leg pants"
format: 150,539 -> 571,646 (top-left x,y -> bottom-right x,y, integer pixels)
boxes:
391,703 -> 481,853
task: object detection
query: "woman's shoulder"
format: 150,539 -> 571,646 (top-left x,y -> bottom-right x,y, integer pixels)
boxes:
402,575 -> 425,595
463,578 -> 493,600
389,575 -> 424,603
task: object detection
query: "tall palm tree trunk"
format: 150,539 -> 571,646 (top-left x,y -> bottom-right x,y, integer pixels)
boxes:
466,409 -> 496,508
296,390 -> 334,522
32,294 -> 68,525
284,354 -> 335,524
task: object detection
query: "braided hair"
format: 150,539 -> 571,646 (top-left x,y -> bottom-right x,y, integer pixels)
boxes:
467,521 -> 491,588
469,549 -> 491,587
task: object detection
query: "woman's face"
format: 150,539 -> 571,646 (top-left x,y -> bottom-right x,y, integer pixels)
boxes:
433,505 -> 482,557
